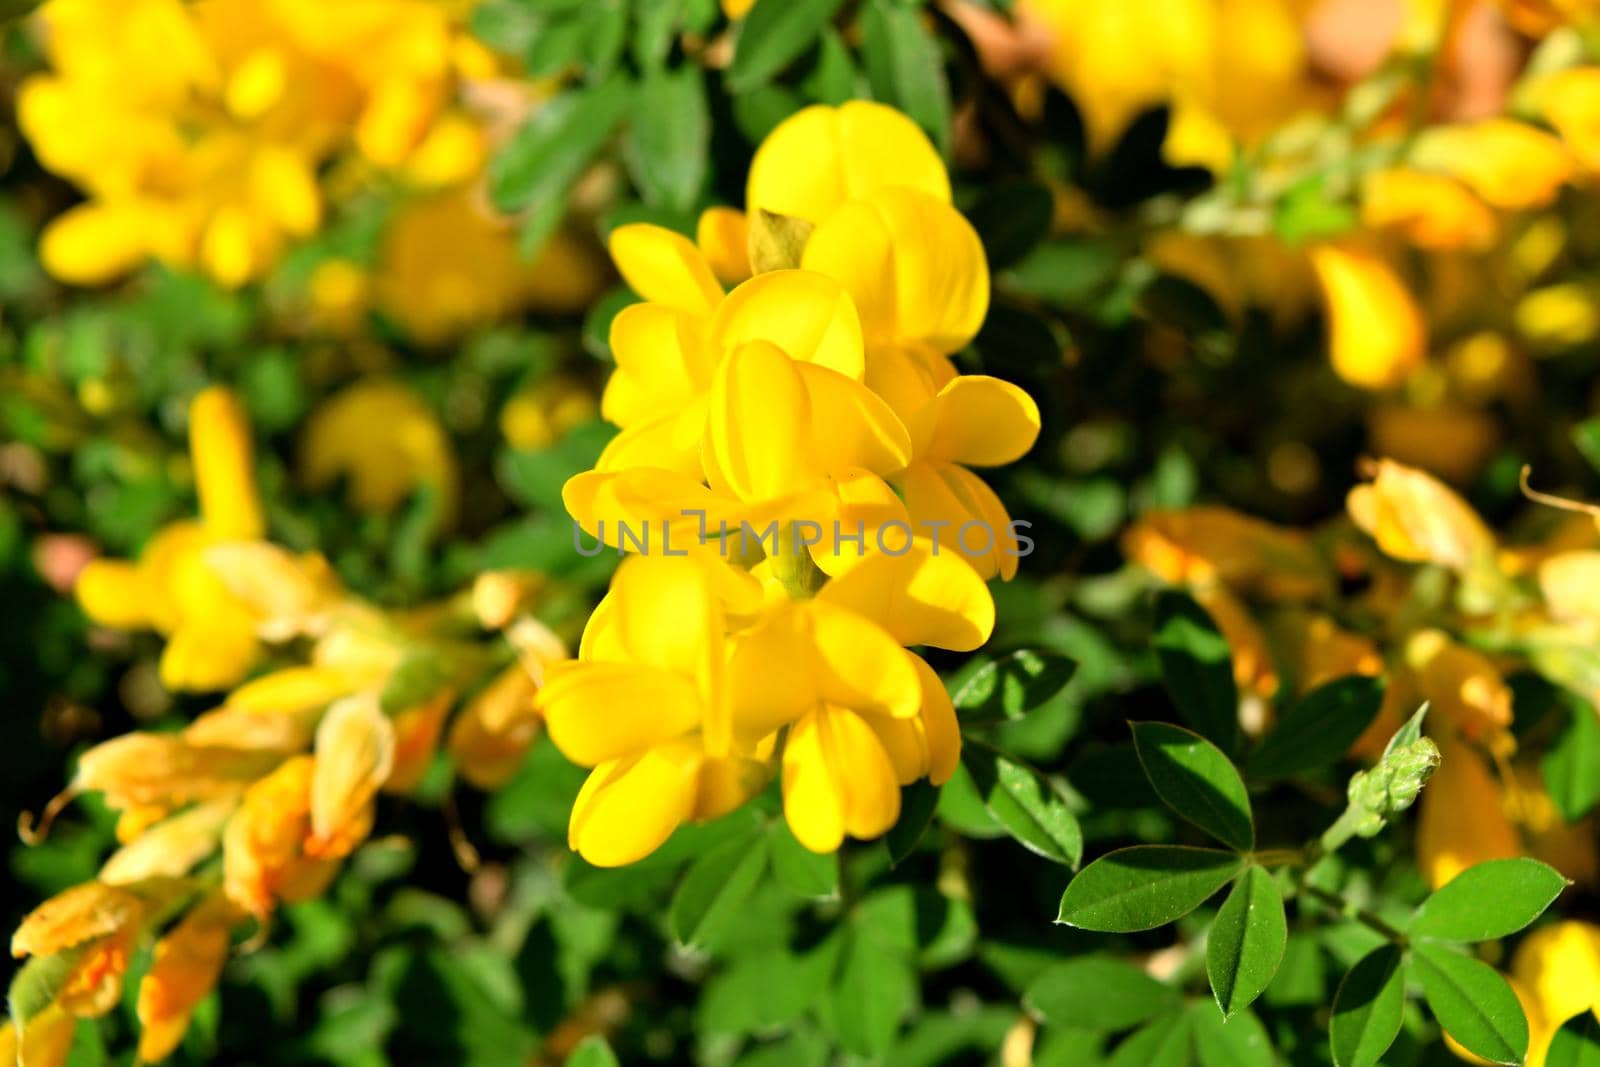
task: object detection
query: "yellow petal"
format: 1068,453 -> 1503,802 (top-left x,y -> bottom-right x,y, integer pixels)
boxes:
747,101 -> 950,223
697,206 -> 751,285
135,895 -> 232,1063
1308,245 -> 1426,390
909,375 -> 1040,467
1347,459 -> 1495,572
797,363 -> 912,478
39,202 -> 150,285
900,460 -> 1023,580
809,601 -> 924,719
159,618 -> 260,693
189,386 -> 265,541
568,742 -> 702,867
706,340 -> 818,501
802,187 -> 988,353
594,408 -> 707,479
781,705 -> 901,853
100,801 -> 235,886
1416,736 -> 1521,889
604,303 -> 712,426
608,554 -> 721,690
75,559 -> 151,630
308,694 -> 395,858
12,882 -> 143,959
910,653 -> 959,785
863,342 -> 958,423
540,662 -> 703,766
817,537 -> 995,651
608,223 -> 723,315
1510,921 -> 1600,1042
1540,551 -> 1600,624
707,270 -> 865,379
226,666 -> 366,717
1414,118 -> 1573,211
0,1002 -> 74,1067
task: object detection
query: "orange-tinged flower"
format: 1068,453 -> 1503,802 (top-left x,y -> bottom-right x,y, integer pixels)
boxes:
1416,734 -> 1522,888
1404,629 -> 1514,749
1361,168 -> 1498,251
1122,506 -> 1326,600
12,882 -> 144,960
448,661 -> 543,790
1413,118 -> 1573,211
1348,459 -> 1496,572
135,894 -> 235,1063
307,694 -> 396,859
222,755 -> 339,922
0,1003 -> 75,1067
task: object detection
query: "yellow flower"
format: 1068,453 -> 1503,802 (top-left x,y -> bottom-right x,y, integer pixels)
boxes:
1361,169 -> 1498,251
1308,245 -> 1427,390
375,189 -> 609,344
1538,67 -> 1600,171
1348,459 -> 1497,573
501,376 -> 598,451
222,755 -> 341,922
1122,506 -> 1326,600
1416,734 -> 1522,888
74,386 -> 267,691
18,0 -> 486,286
135,893 -> 235,1063
0,1003 -> 75,1067
300,378 -> 458,525
1511,922 -> 1600,1067
1413,119 -> 1574,212
541,556 -> 769,866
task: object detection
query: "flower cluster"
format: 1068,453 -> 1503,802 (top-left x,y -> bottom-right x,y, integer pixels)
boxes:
1124,457 -> 1600,895
19,0 -> 490,287
538,102 -> 1042,864
10,388 -> 561,1061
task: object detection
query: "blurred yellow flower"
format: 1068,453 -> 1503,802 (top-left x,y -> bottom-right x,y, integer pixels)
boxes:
300,378 -> 458,525
1308,245 -> 1427,390
1511,921 -> 1600,1066
74,386 -> 267,691
501,376 -> 598,451
19,0 -> 486,286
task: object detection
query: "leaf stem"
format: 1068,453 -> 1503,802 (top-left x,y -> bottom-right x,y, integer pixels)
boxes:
1296,882 -> 1408,945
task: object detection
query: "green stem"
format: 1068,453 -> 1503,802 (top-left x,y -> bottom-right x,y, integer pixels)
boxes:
1297,882 -> 1408,945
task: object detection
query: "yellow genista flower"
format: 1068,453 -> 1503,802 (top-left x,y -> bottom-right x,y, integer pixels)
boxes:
1416,733 -> 1522,888
1018,0 -> 1314,168
73,386 -> 267,691
540,556 -> 770,867
19,0 -> 485,286
300,377 -> 458,525
1538,67 -> 1600,171
1122,506 -> 1326,600
1518,283 -> 1600,349
736,544 -> 992,851
1511,922 -> 1600,1067
0,1002 -> 75,1067
1308,245 -> 1427,390
1413,119 -> 1574,212
375,189 -> 609,344
501,376 -> 598,451
1361,169 -> 1498,251
135,892 -> 235,1063
1348,459 -> 1496,573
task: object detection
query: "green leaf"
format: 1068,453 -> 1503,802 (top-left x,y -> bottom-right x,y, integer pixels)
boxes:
824,929 -> 915,1057
859,0 -> 950,154
965,746 -> 1083,866
669,829 -> 770,947
727,0 -> 844,91
625,65 -> 709,213
1246,675 -> 1385,781
1152,590 -> 1239,753
952,649 -> 1076,723
566,1035 -> 620,1067
967,181 -> 1055,271
1025,956 -> 1179,1032
768,820 -> 838,899
631,0 -> 684,68
1206,867 -> 1286,1019
1410,858 -> 1567,942
1543,693 -> 1600,822
1575,418 -> 1600,476
1412,944 -> 1529,1065
1329,944 -> 1406,1067
7,949 -> 80,1028
1107,1013 -> 1195,1067
1131,721 -> 1253,850
1189,1003 -> 1273,1067
1546,1010 -> 1600,1067
489,78 -> 632,213
886,780 -> 940,866
1057,846 -> 1243,932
